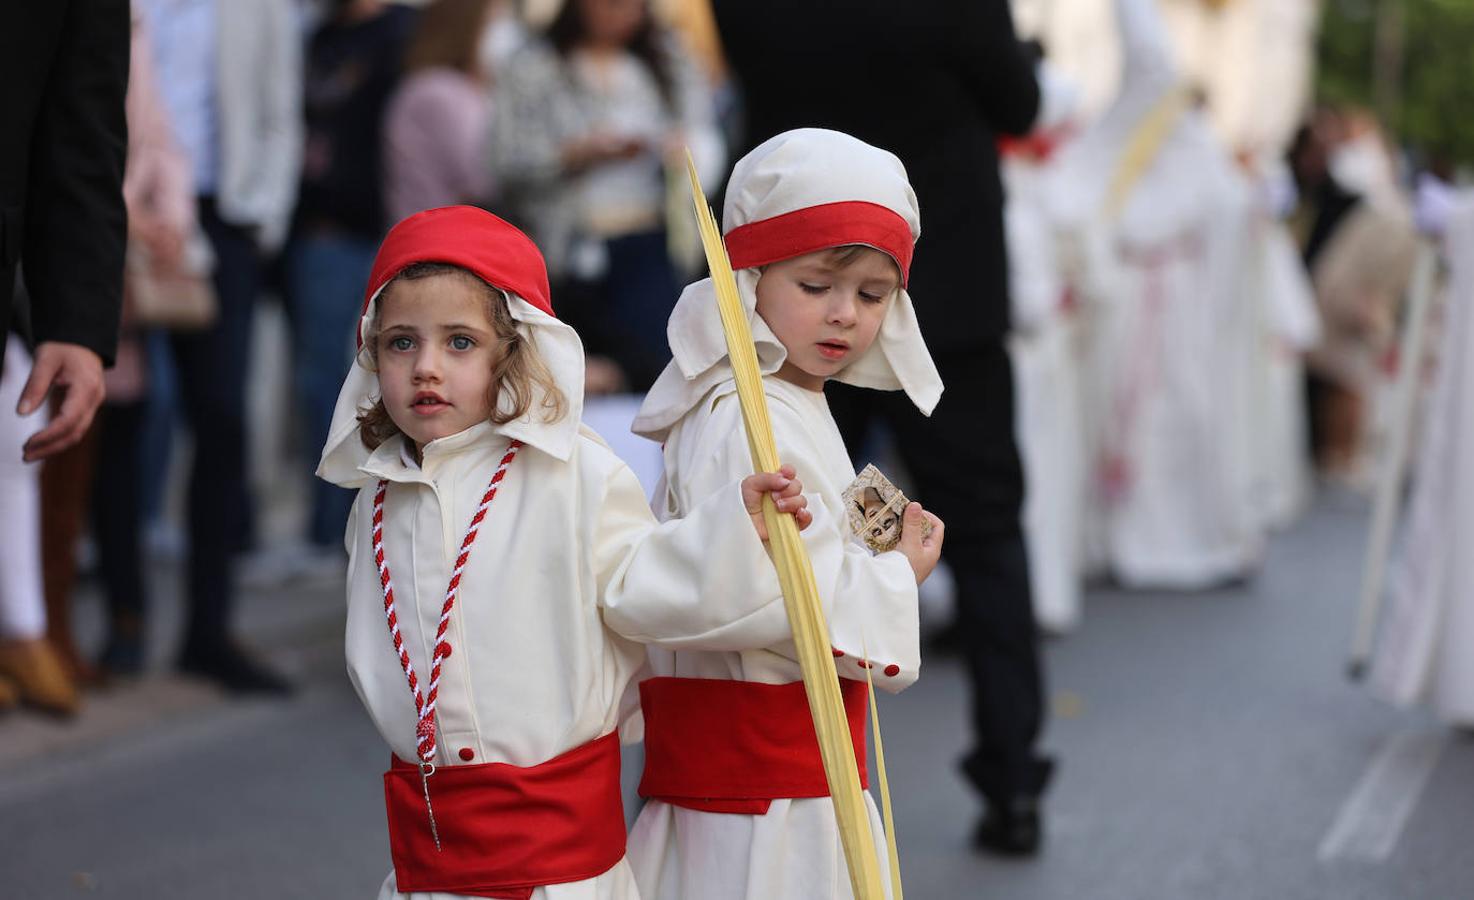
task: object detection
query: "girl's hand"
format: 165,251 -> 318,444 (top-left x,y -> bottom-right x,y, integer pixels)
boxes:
742,464 -> 813,541
897,503 -> 944,585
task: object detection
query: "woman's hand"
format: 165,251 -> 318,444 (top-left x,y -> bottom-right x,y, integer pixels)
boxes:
561,132 -> 647,173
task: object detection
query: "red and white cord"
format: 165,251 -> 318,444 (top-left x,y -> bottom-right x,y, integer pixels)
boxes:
372,439 -> 522,764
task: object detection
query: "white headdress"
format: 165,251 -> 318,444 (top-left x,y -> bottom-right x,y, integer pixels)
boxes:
316,206 -> 586,488
633,128 -> 943,441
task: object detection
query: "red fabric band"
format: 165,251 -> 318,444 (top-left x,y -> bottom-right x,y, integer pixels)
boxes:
384,733 -> 626,898
360,206 -> 554,348
637,677 -> 870,815
723,201 -> 914,286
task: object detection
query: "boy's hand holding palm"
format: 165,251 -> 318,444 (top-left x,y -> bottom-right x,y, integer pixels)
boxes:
742,464 -> 813,541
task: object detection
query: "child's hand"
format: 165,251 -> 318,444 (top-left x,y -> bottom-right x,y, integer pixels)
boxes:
897,502 -> 944,585
742,464 -> 813,542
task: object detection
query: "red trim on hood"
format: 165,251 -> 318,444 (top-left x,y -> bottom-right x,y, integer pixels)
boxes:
723,200 -> 914,286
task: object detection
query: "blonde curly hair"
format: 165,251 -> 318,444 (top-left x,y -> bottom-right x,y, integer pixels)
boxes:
356,262 -> 567,451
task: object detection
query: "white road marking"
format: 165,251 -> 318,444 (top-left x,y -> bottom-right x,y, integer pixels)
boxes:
1317,730 -> 1447,863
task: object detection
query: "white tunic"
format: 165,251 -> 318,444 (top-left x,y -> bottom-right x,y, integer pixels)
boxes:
343,421 -> 781,900
1005,154 -> 1087,632
1039,0 -> 1266,589
626,376 -> 917,900
1372,195 -> 1474,726
1089,123 -> 1263,588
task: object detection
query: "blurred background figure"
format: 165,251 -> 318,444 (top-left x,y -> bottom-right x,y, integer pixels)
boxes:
1000,62 -> 1088,635
285,0 -> 416,569
1044,0 -> 1264,591
714,0 -> 1055,857
40,3 -> 200,686
0,0 -> 129,715
1288,114 -> 1417,484
1371,188 -> 1474,730
383,0 -> 503,223
133,0 -> 302,694
489,0 -> 724,394
0,339 -> 69,714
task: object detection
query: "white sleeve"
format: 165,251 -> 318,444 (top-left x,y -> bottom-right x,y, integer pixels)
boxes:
597,459 -> 790,649
672,392 -> 920,692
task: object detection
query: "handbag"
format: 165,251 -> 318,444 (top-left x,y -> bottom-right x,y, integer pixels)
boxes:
126,230 -> 217,331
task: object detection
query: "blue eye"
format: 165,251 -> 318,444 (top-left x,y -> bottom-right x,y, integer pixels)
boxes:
450,335 -> 476,351
388,336 -> 414,351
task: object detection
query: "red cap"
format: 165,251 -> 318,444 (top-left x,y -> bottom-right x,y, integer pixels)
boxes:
360,206 -> 553,346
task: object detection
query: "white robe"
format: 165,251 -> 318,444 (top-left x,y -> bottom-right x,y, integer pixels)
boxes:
1244,216 -> 1320,530
1089,121 -> 1263,588
342,421 -> 782,900
1039,0 -> 1266,589
1371,195 -> 1474,726
1005,155 -> 1086,632
626,376 -> 917,900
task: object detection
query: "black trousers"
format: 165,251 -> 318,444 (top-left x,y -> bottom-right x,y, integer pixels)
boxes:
93,400 -> 146,628
827,340 -> 1051,806
168,197 -> 260,655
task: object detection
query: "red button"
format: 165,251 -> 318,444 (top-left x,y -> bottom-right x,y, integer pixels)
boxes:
832,647 -> 845,658
884,664 -> 901,677
458,747 -> 475,761
439,642 -> 453,658
858,660 -> 872,670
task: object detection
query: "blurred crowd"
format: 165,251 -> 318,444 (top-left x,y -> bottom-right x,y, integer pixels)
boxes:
2,0 -> 736,714
1,0 -> 1469,753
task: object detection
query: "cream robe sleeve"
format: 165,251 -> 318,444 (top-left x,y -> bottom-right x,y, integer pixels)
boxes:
596,444 -> 790,648
665,389 -> 920,692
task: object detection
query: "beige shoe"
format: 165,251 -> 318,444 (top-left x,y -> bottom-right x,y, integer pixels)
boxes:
0,638 -> 80,716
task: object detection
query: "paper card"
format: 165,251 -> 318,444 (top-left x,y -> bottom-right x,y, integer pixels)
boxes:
842,464 -> 929,553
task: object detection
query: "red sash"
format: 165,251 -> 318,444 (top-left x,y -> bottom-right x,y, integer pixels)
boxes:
384,733 -> 626,899
637,677 -> 869,814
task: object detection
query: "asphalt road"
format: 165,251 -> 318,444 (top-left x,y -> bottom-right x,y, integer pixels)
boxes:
3,489 -> 1470,899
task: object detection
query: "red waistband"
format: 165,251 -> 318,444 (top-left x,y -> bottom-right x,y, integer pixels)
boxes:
637,677 -> 869,815
384,732 -> 626,899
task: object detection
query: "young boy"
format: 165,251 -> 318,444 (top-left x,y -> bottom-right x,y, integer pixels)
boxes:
627,129 -> 946,899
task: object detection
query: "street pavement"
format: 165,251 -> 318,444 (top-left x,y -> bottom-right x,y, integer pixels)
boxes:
3,489 -> 1471,899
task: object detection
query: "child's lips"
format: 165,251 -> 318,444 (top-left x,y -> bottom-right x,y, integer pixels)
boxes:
816,340 -> 850,360
411,392 -> 450,415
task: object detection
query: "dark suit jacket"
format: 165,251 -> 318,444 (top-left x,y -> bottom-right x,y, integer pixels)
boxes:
713,0 -> 1039,347
0,0 -> 129,371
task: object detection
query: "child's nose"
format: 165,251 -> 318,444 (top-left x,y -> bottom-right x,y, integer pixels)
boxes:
412,348 -> 443,379
828,292 -> 859,325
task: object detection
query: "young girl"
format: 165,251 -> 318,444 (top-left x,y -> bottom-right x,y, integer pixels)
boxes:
627,129 -> 946,898
316,205 -> 810,900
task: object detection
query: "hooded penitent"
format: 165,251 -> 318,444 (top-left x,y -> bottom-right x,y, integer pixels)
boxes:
316,205 -> 586,487
632,128 -> 943,441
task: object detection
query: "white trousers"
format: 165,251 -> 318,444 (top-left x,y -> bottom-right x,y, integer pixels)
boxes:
0,336 -> 48,639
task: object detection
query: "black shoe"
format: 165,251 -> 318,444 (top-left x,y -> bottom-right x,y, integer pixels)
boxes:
973,795 -> 1042,857
178,643 -> 294,697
